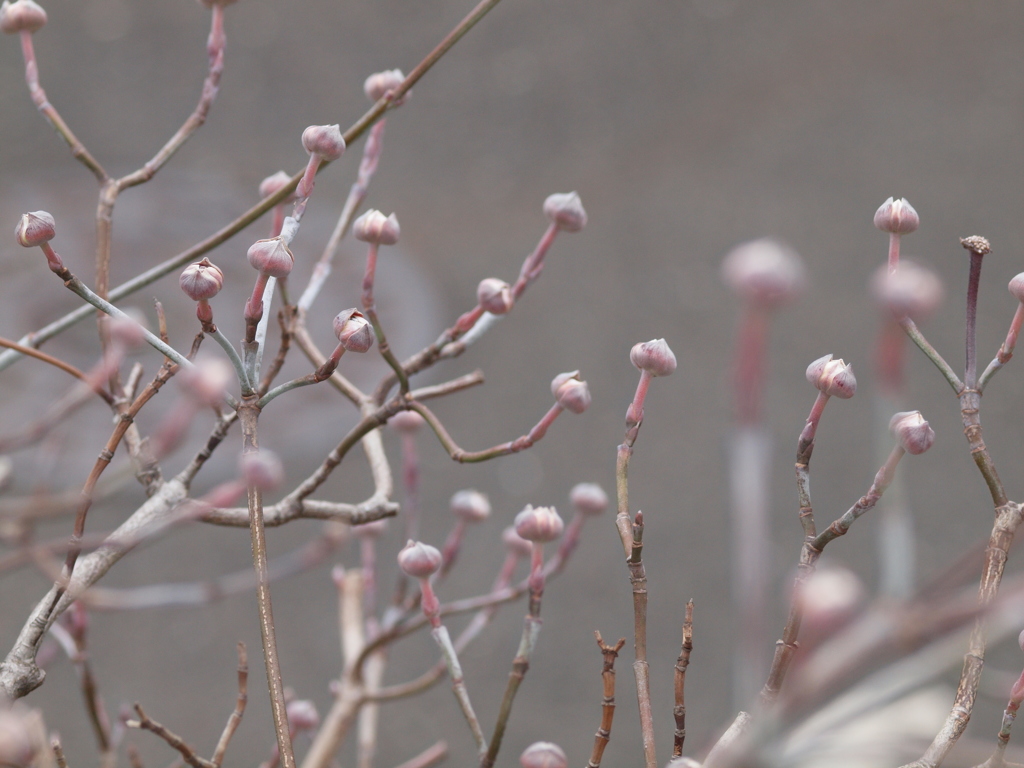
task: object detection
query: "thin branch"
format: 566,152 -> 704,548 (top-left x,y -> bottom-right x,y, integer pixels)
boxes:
210,642 -> 248,768
127,703 -> 213,768
0,336 -> 112,404
673,601 -> 694,759
587,633 -> 626,768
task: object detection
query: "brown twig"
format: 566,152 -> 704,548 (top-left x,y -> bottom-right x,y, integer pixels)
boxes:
588,632 -> 626,768
211,643 -> 248,768
127,703 -> 213,768
673,601 -> 694,759
0,336 -> 112,404
391,741 -> 448,768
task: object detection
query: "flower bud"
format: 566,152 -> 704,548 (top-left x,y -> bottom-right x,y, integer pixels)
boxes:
805,354 -> 856,399
543,192 -> 587,232
1010,273 -> 1024,304
1018,628 -> 1024,653
286,700 -> 320,732
550,371 -> 591,414
795,564 -> 864,634
353,210 -> 400,246
390,410 -> 424,432
364,68 -> 406,102
450,489 -> 490,523
873,197 -> 919,235
477,278 -> 513,315
721,238 -> 806,307
0,704 -> 37,768
179,258 -> 224,301
240,450 -> 285,492
258,170 -> 296,201
332,308 -> 375,353
570,482 -> 608,516
247,237 -> 294,279
889,410 -> 935,455
630,338 -> 677,377
0,0 -> 47,34
502,525 -> 533,557
301,124 -> 345,162
870,260 -> 943,320
397,540 -> 442,578
107,309 -> 148,348
514,505 -> 564,543
15,210 -> 55,247
520,742 -> 567,768
179,356 -> 233,406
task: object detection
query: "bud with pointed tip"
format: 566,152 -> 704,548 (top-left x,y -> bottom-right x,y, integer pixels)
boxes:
301,124 -> 345,162
390,410 -> 424,432
514,505 -> 564,543
180,258 -> 224,301
721,238 -> 806,308
477,278 -> 513,315
520,742 -> 567,768
805,354 -> 856,399
874,197 -> 920,235
333,308 -> 374,353
259,171 -> 296,202
871,260 -> 943,320
570,482 -> 608,516
247,237 -> 294,279
0,0 -> 47,34
630,338 -> 677,377
889,411 -> 935,455
450,489 -> 490,523
551,371 -> 591,414
397,540 -> 442,578
364,69 -> 406,103
15,210 -> 55,247
240,450 -> 285,492
353,210 -> 400,246
543,192 -> 587,232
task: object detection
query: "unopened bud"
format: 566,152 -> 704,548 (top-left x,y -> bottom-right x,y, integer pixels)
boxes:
630,338 -> 677,377
107,309 -> 148,348
247,237 -> 294,279
502,525 -> 533,557
721,238 -> 806,307
450,489 -> 490,523
180,258 -> 224,301
397,540 -> 442,578
805,354 -> 856,399
551,371 -> 591,414
179,356 -> 233,406
477,278 -> 514,315
390,410 -> 424,432
258,171 -> 296,201
354,518 -> 388,538
364,68 -> 406,102
520,742 -> 567,768
570,482 -> 608,516
873,197 -> 920,235
0,0 -> 46,34
514,505 -> 564,543
543,192 -> 587,233
889,410 -> 935,455
353,210 -> 400,246
286,700 -> 320,732
332,308 -> 375,353
871,260 -> 943,320
15,210 -> 55,247
240,450 -> 285,492
0,704 -> 37,767
1010,273 -> 1024,304
796,564 -> 864,633
301,124 -> 345,162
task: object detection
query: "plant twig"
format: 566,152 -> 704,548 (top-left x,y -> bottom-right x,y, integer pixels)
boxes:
588,632 -> 626,768
127,703 -> 214,768
673,601 -> 694,759
211,643 -> 248,768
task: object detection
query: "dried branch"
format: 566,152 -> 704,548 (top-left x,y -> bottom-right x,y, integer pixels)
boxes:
587,632 -> 625,768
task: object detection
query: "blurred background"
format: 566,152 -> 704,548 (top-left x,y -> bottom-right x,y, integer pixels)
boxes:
3,1 -> 1024,765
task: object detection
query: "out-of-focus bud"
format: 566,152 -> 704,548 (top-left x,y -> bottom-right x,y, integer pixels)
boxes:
179,356 -> 234,406
354,518 -> 388,538
477,278 -> 514,315
0,0 -> 47,34
551,371 -> 591,414
259,171 -> 296,202
301,124 -> 345,162
543,192 -> 587,233
520,741 -> 567,768
570,482 -> 608,516
889,410 -> 935,455
180,258 -> 224,301
873,197 -> 920,235
364,68 -> 406,102
870,260 -> 943,321
450,489 -> 490,523
15,210 -> 55,247
332,308 -> 375,353
805,354 -> 856,399
240,450 -> 285,492
390,410 -> 424,432
0,704 -> 37,767
247,237 -> 294,279
107,309 -> 148,348
353,210 -> 400,246
630,338 -> 677,377
514,505 -> 564,543
721,238 -> 806,308
397,540 -> 442,578
796,564 -> 864,636
502,525 -> 533,557
1009,273 -> 1024,304
286,700 -> 320,732
1018,628 -> 1024,653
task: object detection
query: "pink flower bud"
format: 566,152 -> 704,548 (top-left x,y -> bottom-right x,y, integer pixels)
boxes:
543,192 -> 587,232
570,482 -> 608,516
873,197 -> 919,235
550,371 -> 591,414
630,338 -> 677,377
390,410 -> 424,432
520,742 -> 567,768
502,525 -> 533,557
889,411 -> 935,455
353,210 -> 400,246
179,356 -> 233,406
805,354 -> 856,399
364,68 -> 406,102
240,450 -> 285,492
301,124 -> 345,162
247,237 -> 294,279
477,278 -> 514,315
179,258 -> 224,301
107,309 -> 148,348
514,505 -> 564,543
721,238 -> 806,307
1010,273 -> 1024,304
258,171 -> 296,201
795,564 -> 864,634
397,540 -> 442,578
870,260 -> 943,320
286,700 -> 320,732
332,308 -> 375,353
450,489 -> 490,523
15,210 -> 55,247
0,0 -> 46,34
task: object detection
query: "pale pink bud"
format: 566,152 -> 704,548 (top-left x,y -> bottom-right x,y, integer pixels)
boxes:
520,742 -> 567,768
301,124 -> 345,162
15,210 -> 55,247
450,489 -> 490,523
286,700 -> 320,732
502,525 -> 533,557
240,450 -> 285,492
259,171 -> 296,202
247,237 -> 294,279
1018,628 -> 1024,653
179,356 -> 233,406
721,238 -> 806,307
514,505 -> 564,543
364,69 -> 406,102
353,210 -> 400,246
354,518 -> 388,538
871,260 -> 943,320
179,258 -> 224,301
805,354 -> 856,399
390,410 -> 424,432
107,309 -> 148,348
397,540 -> 442,578
543,192 -> 587,232
0,0 -> 46,34
873,197 -> 919,235
551,371 -> 591,414
630,338 -> 677,377
477,278 -> 514,315
796,564 -> 864,633
1009,273 -> 1024,303
332,308 -> 375,353
889,411 -> 935,455
570,482 -> 608,516
0,705 -> 36,767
